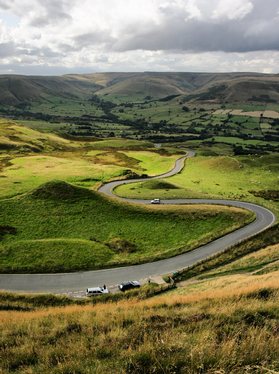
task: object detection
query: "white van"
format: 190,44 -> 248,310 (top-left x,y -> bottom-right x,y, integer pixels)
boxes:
86,286 -> 109,296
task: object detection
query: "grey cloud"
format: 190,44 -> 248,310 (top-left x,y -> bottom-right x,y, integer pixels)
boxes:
114,0 -> 279,53
73,32 -> 116,48
26,46 -> 62,58
0,40 -> 63,61
29,0 -> 75,27
58,32 -> 116,54
0,42 -> 16,57
30,13 -> 71,27
0,63 -> 98,75
0,1 -> 11,10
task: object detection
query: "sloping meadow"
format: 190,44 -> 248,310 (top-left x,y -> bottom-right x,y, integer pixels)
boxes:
0,181 -> 253,273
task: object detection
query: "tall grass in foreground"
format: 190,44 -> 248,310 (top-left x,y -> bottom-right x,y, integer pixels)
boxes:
1,278 -> 279,373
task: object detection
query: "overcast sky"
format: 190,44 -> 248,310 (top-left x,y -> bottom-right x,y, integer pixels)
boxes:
0,0 -> 278,75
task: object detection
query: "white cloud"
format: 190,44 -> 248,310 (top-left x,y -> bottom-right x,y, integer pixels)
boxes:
0,0 -> 278,74
212,0 -> 253,20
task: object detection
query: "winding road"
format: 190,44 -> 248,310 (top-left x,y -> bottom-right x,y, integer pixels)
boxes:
0,151 -> 276,293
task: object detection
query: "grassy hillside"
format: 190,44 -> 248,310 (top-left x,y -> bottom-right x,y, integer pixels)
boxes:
0,118 -> 75,153
168,223 -> 279,284
1,72 -> 279,105
201,243 -> 279,278
116,154 -> 279,216
0,181 -> 253,273
96,74 -> 187,100
0,273 -> 278,373
0,75 -> 102,105
183,76 -> 279,104
0,118 -> 180,198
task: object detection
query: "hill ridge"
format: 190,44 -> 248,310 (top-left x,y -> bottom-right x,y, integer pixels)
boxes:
1,72 -> 279,104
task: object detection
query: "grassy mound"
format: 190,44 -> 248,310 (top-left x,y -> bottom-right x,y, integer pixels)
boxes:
30,180 -> 93,200
0,181 -> 253,273
201,156 -> 243,171
139,179 -> 180,190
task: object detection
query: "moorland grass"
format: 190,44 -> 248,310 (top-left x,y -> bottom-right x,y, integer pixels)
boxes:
1,278 -> 278,373
0,181 -> 253,273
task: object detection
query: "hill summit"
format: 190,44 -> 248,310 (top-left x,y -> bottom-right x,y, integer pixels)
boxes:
30,181 -> 93,200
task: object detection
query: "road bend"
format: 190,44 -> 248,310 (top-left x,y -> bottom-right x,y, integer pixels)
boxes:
0,150 -> 276,292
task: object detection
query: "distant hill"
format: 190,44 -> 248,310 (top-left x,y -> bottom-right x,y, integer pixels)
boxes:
0,75 -> 102,105
0,72 -> 279,105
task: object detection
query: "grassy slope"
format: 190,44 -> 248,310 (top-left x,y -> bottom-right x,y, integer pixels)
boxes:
116,154 -> 279,216
0,275 -> 278,373
0,149 -> 178,199
0,118 -> 179,198
0,181 -> 253,273
201,243 -> 279,278
0,118 -> 73,152
0,154 -> 124,198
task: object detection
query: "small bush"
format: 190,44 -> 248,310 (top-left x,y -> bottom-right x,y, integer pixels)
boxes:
249,189 -> 279,201
0,225 -> 17,240
246,288 -> 275,300
105,237 -> 137,253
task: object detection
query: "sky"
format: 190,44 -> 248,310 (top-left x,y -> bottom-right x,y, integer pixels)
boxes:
0,0 -> 278,75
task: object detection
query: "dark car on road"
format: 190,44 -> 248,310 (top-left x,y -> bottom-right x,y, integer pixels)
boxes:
118,281 -> 140,292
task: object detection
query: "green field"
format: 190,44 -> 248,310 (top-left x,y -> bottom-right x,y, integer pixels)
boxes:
0,149 -> 178,199
116,154 -> 279,216
0,181 -> 253,273
0,118 -> 181,198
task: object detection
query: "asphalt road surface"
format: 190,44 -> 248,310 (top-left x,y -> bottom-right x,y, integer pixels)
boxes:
0,151 -> 275,293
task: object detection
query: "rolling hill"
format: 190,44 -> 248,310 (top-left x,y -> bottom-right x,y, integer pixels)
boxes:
1,72 -> 279,105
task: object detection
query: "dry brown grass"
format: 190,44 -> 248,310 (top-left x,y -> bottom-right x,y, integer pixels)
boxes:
263,110 -> 279,119
1,277 -> 279,373
230,109 -> 264,117
1,274 -> 278,324
174,270 -> 279,298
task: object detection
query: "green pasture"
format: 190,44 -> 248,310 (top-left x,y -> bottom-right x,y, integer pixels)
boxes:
0,147 -> 179,199
29,97 -> 105,117
115,154 -> 279,216
0,181 -> 253,273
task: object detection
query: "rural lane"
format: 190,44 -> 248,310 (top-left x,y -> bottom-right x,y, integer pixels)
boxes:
0,151 -> 276,293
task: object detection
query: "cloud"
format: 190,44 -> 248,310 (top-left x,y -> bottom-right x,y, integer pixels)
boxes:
212,0 -> 254,20
0,0 -> 278,74
0,0 -> 11,10
28,0 -> 75,26
114,0 -> 279,53
73,32 -> 116,49
0,41 -> 16,57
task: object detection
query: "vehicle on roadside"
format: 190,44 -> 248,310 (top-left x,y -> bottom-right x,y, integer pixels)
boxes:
86,286 -> 109,296
150,198 -> 161,204
118,281 -> 141,292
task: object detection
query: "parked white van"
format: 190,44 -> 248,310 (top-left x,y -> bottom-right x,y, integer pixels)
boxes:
86,286 -> 109,296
